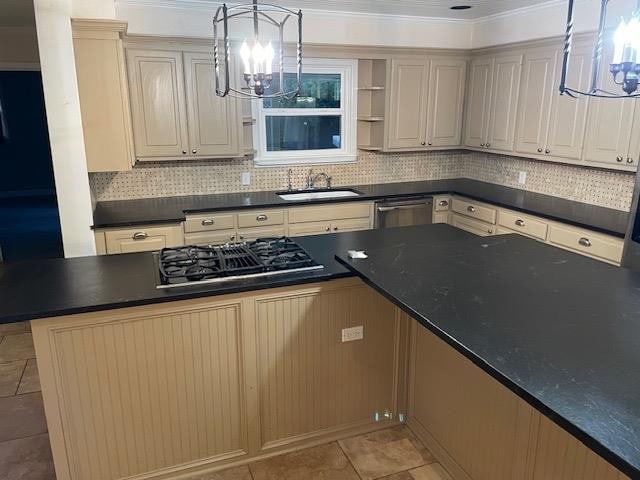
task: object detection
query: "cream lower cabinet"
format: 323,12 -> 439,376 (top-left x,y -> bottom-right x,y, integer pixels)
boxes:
103,224 -> 183,254
32,279 -> 403,480
407,320 -> 628,480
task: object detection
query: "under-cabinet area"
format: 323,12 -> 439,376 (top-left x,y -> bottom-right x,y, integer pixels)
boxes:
30,277 -> 629,480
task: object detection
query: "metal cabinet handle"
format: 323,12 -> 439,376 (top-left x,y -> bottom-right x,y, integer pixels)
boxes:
132,232 -> 148,240
486,142 -> 491,147
488,229 -> 494,234
421,141 -> 426,146
628,157 -> 634,164
467,206 -> 475,213
515,219 -> 525,227
438,200 -> 449,207
578,237 -> 591,247
230,235 -> 236,241
182,150 -> 187,154
616,156 -> 624,162
325,227 -> 331,232
427,142 -> 433,146
545,148 -> 551,154
192,149 -> 197,154
201,219 -> 215,226
256,214 -> 268,222
480,143 -> 486,147
333,226 -> 338,231
537,147 -> 543,153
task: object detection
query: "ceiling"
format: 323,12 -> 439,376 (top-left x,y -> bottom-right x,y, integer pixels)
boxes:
160,0 -> 560,20
0,0 -> 36,27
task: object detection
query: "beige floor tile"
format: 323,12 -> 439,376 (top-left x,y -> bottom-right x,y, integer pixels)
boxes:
380,472 -> 413,480
0,433 -> 55,480
0,334 -> 35,363
184,465 -> 252,480
0,323 -> 29,337
408,463 -> 452,480
338,427 -> 434,480
0,361 -> 27,398
250,442 -> 359,480
0,392 -> 48,442
17,360 -> 40,395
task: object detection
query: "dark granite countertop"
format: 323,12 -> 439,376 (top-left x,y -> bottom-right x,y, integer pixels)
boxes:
0,225 -> 471,325
92,179 -> 629,238
335,226 -> 640,478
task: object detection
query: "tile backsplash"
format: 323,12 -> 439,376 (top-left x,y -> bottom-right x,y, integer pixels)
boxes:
89,151 -> 636,211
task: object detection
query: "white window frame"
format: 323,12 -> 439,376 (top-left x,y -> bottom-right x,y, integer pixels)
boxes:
252,57 -> 357,167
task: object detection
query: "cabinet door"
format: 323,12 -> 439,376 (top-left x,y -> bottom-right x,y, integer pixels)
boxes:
387,59 -> 429,149
487,53 -> 522,152
288,221 -> 332,237
464,56 -> 493,148
104,225 -> 183,254
515,47 -> 557,156
583,45 -> 636,167
331,217 -> 371,233
183,52 -> 241,158
625,101 -> 640,169
237,226 -> 287,242
546,41 -> 592,160
127,49 -> 189,158
426,57 -> 466,147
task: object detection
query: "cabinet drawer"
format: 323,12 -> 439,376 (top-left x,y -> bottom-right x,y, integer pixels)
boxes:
237,209 -> 285,228
450,213 -> 495,237
452,198 -> 497,224
184,213 -> 235,233
289,221 -> 332,237
288,202 -> 371,224
498,210 -> 548,241
184,230 -> 237,246
331,218 -> 371,233
104,225 -> 183,254
237,226 -> 287,242
433,211 -> 449,224
548,224 -> 623,264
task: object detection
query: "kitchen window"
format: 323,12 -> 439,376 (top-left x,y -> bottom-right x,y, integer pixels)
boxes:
252,58 -> 357,166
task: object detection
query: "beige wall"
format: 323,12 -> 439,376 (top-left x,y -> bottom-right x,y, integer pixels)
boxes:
0,26 -> 39,67
89,151 -> 635,212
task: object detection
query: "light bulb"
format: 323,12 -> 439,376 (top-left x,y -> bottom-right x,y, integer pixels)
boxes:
630,15 -> 640,61
240,40 -> 251,75
252,41 -> 265,75
265,42 -> 275,75
614,19 -> 629,64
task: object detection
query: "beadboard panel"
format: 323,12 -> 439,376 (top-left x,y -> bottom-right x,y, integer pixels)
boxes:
529,415 -> 629,480
40,301 -> 247,480
254,285 -> 398,448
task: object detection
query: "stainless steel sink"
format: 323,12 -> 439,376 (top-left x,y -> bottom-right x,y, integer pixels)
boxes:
277,189 -> 363,201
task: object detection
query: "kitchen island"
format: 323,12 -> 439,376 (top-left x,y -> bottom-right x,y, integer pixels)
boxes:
0,225 -> 637,479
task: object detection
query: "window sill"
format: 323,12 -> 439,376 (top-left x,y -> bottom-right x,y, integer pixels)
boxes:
254,154 -> 358,168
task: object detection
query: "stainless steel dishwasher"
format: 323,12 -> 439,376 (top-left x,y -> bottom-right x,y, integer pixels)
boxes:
374,196 -> 433,229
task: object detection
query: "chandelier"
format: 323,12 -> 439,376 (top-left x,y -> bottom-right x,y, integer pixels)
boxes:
213,0 -> 303,99
560,0 -> 640,97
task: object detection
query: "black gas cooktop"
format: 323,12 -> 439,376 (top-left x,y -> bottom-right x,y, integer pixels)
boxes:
157,237 -> 323,288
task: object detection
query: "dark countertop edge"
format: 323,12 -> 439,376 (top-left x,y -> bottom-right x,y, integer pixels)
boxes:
2,271 -> 353,325
91,184 -> 627,238
334,256 -> 638,479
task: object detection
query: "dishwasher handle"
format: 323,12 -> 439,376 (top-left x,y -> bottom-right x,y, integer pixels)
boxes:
376,203 -> 430,212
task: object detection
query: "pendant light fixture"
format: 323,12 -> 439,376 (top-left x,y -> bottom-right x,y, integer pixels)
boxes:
213,0 -> 303,99
560,0 -> 640,97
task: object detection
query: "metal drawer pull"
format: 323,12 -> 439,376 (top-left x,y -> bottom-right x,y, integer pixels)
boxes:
537,147 -> 543,153
480,143 -> 486,147
628,157 -> 634,164
486,142 -> 491,147
325,227 -> 330,232
333,226 -> 338,231
616,156 -> 624,162
230,235 -> 236,241
515,219 -> 525,227
132,232 -> 148,240
256,214 -> 268,221
439,200 -> 449,207
545,148 -> 551,154
578,237 -> 591,247
201,219 -> 215,226
467,206 -> 475,213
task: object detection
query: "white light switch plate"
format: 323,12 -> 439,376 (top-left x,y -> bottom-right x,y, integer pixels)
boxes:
518,171 -> 527,185
341,326 -> 364,342
241,172 -> 251,186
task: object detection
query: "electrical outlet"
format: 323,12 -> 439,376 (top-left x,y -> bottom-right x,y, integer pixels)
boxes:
341,325 -> 364,342
241,172 -> 251,186
518,171 -> 527,185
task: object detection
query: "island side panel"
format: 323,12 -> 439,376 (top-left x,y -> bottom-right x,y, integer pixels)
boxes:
406,319 -> 629,480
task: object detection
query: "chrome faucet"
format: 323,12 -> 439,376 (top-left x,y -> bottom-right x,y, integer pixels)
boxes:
306,169 -> 332,190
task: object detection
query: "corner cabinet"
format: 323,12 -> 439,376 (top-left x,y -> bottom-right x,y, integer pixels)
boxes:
464,53 -> 522,153
126,47 -> 242,162
386,56 -> 466,150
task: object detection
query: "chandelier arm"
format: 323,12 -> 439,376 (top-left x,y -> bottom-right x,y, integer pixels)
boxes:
589,0 -> 611,93
559,0 -> 575,95
562,86 -> 640,98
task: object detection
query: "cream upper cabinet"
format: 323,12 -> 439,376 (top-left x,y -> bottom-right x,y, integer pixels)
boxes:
127,49 -> 189,159
72,20 -> 134,172
583,44 -> 638,169
426,57 -> 467,147
487,53 -> 523,152
515,47 -> 558,156
546,41 -> 592,160
387,58 -> 429,149
183,52 -> 241,157
464,56 -> 493,148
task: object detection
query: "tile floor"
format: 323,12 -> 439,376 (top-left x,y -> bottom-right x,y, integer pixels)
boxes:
0,325 -> 449,480
0,322 -> 55,480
